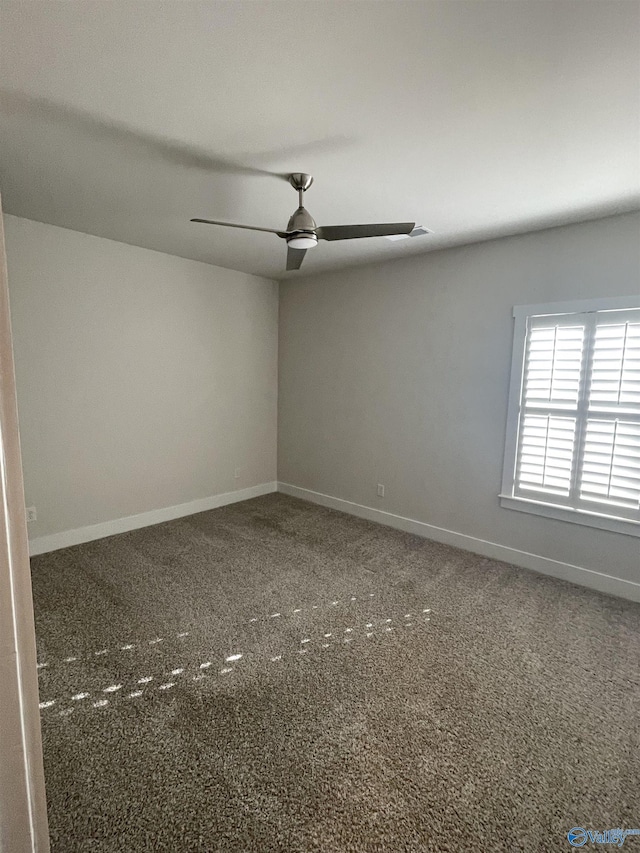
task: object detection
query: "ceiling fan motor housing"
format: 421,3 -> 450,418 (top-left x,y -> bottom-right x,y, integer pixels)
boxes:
286,206 -> 318,245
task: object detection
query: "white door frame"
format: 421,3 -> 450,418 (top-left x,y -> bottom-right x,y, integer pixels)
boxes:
0,198 -> 50,851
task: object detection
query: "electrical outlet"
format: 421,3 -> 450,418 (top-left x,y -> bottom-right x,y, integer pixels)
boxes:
377,484 -> 385,497
234,467 -> 243,480
26,506 -> 37,523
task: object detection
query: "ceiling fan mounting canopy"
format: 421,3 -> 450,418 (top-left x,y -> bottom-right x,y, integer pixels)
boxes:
288,172 -> 314,192
191,173 -> 415,271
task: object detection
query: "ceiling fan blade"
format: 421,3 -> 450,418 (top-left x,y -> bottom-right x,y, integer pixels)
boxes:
0,88 -> 287,180
191,218 -> 287,237
316,222 -> 415,241
286,247 -> 307,271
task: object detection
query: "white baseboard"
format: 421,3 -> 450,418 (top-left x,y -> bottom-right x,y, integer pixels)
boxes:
29,482 -> 278,556
277,482 -> 640,604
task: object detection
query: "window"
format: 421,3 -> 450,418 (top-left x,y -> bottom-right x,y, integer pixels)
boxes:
501,297 -> 640,536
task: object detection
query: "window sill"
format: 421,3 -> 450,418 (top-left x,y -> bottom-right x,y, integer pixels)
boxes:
499,495 -> 640,538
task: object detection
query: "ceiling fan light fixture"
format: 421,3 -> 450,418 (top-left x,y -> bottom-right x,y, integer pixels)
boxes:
287,233 -> 318,250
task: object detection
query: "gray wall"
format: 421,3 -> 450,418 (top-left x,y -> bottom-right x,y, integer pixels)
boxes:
5,215 -> 278,539
278,213 -> 640,584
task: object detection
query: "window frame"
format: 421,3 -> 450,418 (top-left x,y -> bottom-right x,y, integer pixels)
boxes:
500,295 -> 640,538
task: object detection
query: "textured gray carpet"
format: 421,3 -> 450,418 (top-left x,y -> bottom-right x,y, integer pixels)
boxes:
32,493 -> 640,852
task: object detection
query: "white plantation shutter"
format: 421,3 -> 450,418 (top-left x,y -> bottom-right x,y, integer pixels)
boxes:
580,420 -> 640,508
517,414 -> 576,496
508,306 -> 640,526
523,324 -> 585,409
589,319 -> 640,409
579,312 -> 640,517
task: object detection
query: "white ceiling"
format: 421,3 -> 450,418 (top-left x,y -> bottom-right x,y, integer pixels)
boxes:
1,0 -> 638,279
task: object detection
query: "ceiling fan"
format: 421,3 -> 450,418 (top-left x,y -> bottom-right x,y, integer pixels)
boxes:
191,173 -> 415,271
